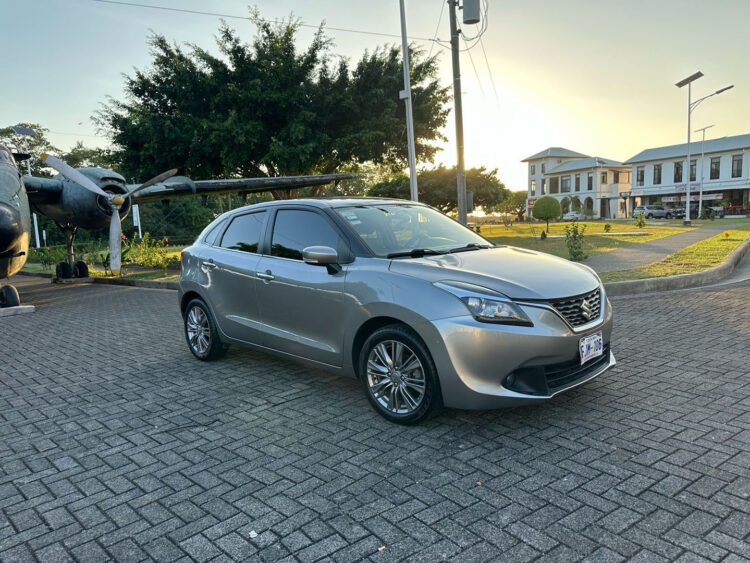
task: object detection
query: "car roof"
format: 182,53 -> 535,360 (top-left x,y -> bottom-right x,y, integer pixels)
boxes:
227,196 -> 426,214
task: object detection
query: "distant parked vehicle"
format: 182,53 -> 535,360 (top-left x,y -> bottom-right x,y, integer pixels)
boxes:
562,211 -> 582,221
632,205 -> 672,219
688,202 -> 725,219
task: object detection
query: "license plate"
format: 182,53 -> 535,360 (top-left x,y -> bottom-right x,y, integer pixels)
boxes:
579,331 -> 603,365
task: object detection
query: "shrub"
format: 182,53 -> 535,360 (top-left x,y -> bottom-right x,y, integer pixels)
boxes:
604,223 -> 612,233
564,221 -> 587,261
532,196 -> 561,232
27,246 -> 69,269
540,230 -> 547,240
634,212 -> 646,228
722,231 -> 731,239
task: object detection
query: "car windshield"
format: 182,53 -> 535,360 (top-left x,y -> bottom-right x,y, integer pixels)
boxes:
335,203 -> 491,257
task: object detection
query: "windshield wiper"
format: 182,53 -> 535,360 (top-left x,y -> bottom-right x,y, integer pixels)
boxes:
386,248 -> 448,259
448,243 -> 493,253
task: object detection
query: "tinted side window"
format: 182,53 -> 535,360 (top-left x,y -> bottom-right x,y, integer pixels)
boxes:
220,211 -> 266,253
271,210 -> 341,261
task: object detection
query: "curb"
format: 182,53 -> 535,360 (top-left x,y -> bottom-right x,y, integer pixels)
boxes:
603,235 -> 750,297
91,277 -> 180,291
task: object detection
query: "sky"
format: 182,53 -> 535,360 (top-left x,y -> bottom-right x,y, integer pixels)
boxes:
2,0 -> 749,189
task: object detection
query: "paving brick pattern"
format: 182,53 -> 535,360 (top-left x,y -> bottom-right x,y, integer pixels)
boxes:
1,276 -> 749,561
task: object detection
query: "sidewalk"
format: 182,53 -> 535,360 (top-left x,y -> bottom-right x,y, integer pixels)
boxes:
583,223 -> 730,273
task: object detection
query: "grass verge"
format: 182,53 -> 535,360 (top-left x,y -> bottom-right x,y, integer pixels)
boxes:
600,226 -> 750,282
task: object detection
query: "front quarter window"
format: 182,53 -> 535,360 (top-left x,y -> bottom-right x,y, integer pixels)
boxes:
335,204 -> 491,257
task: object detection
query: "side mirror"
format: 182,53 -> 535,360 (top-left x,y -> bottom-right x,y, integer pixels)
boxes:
303,246 -> 338,265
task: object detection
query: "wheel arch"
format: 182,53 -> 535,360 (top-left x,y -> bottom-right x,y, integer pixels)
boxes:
180,290 -> 203,316
351,316 -> 411,379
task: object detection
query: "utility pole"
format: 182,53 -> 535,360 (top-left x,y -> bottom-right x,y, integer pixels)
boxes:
399,0 -> 419,201
448,0 -> 467,225
695,124 -> 714,219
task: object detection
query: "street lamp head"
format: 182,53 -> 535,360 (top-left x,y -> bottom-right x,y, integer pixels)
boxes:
714,85 -> 734,95
676,71 -> 704,88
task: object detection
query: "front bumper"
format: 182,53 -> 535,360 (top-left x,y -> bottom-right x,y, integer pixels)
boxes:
419,297 -> 615,410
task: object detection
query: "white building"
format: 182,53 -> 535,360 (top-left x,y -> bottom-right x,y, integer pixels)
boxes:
623,134 -> 750,215
523,148 -> 632,218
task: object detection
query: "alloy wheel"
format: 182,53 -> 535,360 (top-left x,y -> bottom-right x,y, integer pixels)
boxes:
366,340 -> 426,414
186,305 -> 211,356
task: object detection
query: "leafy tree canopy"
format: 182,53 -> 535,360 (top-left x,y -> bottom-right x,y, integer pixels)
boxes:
96,10 -> 450,198
367,165 -> 508,214
495,191 -> 527,221
532,195 -> 561,232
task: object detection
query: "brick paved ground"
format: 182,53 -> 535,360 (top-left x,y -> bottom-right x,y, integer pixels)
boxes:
1,276 -> 749,562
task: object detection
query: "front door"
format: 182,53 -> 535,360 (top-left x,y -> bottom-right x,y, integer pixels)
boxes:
255,208 -> 349,367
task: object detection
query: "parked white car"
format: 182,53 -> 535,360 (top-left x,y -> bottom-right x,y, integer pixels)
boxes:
562,211 -> 582,221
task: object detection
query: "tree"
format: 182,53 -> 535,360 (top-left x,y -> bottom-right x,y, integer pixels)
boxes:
497,191 -> 527,221
0,123 -> 59,176
60,141 -> 116,170
532,196 -> 561,232
368,165 -> 508,214
96,11 -> 450,198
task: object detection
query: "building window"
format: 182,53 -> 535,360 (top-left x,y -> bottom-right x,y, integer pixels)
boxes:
587,173 -> 593,190
600,171 -> 607,185
530,179 -> 536,194
690,159 -> 696,182
541,179 -> 547,194
674,161 -> 683,182
561,176 -> 571,192
709,157 -> 720,180
732,154 -> 743,178
653,164 -> 662,185
530,164 -> 536,175
613,171 -> 620,184
550,177 -> 559,193
541,163 -> 546,173
575,174 -> 581,191
636,166 -> 644,186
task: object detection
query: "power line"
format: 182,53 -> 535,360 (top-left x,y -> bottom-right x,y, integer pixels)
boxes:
462,37 -> 485,99
427,0 -> 446,59
90,0 -> 438,43
479,36 -> 500,107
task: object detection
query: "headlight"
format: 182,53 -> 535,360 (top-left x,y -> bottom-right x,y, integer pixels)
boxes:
434,281 -> 533,326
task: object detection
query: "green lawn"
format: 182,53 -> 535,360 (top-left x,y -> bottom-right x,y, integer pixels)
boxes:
600,226 -> 750,282
483,221 -> 691,259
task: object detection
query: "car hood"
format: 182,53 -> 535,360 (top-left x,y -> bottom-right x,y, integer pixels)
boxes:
388,246 -> 600,300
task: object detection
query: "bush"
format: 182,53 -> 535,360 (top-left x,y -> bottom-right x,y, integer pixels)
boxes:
540,230 -> 547,240
564,221 -> 587,261
634,213 -> 646,228
532,196 -> 561,232
27,246 -> 68,269
604,223 -> 612,233
127,234 -> 179,273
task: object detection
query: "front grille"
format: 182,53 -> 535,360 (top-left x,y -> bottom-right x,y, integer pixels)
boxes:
549,288 -> 601,327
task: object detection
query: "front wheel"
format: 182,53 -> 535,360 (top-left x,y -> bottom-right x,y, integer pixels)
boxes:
665,213 -> 673,219
646,214 -> 653,219
184,298 -> 227,361
359,325 -> 442,424
0,285 -> 20,308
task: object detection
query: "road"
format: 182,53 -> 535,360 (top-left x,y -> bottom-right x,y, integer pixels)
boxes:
1,276 -> 749,561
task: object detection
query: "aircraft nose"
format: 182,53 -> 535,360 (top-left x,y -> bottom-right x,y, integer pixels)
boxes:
0,202 -> 23,255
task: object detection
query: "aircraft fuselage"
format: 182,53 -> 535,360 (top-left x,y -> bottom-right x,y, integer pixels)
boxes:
0,160 -> 30,279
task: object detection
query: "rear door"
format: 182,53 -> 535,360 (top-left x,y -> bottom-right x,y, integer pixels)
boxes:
254,207 -> 350,366
203,210 -> 268,344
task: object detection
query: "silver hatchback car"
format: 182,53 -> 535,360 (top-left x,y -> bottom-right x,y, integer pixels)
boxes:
179,198 -> 615,424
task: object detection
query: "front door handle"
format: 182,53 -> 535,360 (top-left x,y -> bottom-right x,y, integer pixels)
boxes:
202,261 -> 217,270
256,270 -> 275,281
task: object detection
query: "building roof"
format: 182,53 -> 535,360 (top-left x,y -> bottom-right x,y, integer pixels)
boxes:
521,147 -> 589,162
624,134 -> 750,164
547,157 -> 625,174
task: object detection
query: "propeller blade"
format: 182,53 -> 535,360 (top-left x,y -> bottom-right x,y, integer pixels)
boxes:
109,202 -> 123,276
41,153 -> 110,198
128,168 -> 178,197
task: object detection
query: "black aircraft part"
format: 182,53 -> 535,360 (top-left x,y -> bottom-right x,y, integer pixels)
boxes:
0,202 -> 23,255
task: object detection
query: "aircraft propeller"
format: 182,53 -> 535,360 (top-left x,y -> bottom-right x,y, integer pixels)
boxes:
41,154 -> 177,275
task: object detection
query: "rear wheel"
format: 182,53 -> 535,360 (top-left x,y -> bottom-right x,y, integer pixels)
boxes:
0,285 -> 20,308
184,298 -> 227,361
646,213 -> 654,219
359,325 -> 442,424
665,213 -> 673,219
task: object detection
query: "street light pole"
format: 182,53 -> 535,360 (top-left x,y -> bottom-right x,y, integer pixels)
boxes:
399,0 -> 419,202
448,0 -> 467,225
675,72 -> 733,225
694,124 -> 714,219
11,126 -> 42,248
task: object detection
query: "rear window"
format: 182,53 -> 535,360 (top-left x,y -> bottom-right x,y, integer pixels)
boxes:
220,211 -> 267,253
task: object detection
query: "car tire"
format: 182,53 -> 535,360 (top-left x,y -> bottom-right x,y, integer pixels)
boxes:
184,298 -> 227,361
666,213 -> 673,219
646,214 -> 653,219
359,324 -> 443,425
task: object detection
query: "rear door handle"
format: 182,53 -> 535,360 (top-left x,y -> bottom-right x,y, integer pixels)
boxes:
256,270 -> 275,281
202,261 -> 217,269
